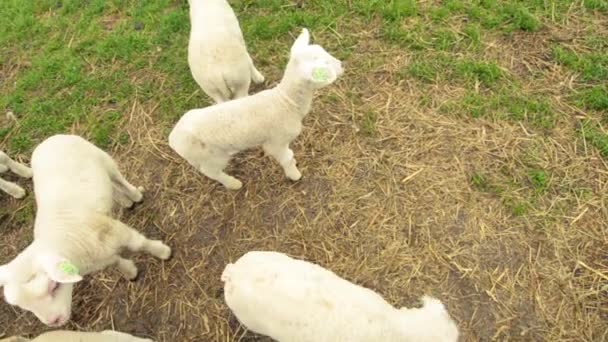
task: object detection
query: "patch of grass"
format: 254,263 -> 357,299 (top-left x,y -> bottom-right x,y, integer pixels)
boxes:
552,46 -> 608,82
509,200 -> 530,216
462,24 -> 482,46
575,86 -> 608,111
404,56 -> 502,86
89,111 -> 122,148
584,0 -> 608,11
455,61 -> 503,86
359,110 -> 378,136
353,0 -> 417,20
431,29 -> 459,50
528,169 -> 550,192
382,0 -> 417,21
580,121 -> 608,158
443,91 -> 554,129
503,3 -> 542,32
406,62 -> 439,82
471,173 -> 490,191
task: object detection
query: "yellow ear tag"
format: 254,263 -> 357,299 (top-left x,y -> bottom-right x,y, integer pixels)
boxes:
58,261 -> 79,276
312,67 -> 329,82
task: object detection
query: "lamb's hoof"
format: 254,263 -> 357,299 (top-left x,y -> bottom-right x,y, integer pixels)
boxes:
224,178 -> 243,190
158,244 -> 172,260
133,186 -> 145,203
125,265 -> 139,281
253,74 -> 265,84
287,169 -> 302,182
20,167 -> 33,179
11,187 -> 26,199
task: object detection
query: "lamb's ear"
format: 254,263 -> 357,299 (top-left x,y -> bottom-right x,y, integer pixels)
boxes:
38,255 -> 82,284
291,28 -> 310,54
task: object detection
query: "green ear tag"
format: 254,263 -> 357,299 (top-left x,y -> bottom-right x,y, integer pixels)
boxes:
58,261 -> 79,276
312,67 -> 329,82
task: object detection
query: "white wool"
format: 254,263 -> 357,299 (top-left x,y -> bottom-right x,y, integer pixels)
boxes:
222,251 -> 460,342
169,28 -> 343,190
0,150 -> 32,198
188,0 -> 264,103
1,330 -> 153,342
0,135 -> 171,327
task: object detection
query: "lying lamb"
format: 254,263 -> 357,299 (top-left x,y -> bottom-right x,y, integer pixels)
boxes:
170,28 -> 343,189
0,150 -> 32,198
0,135 -> 171,327
222,251 -> 460,342
1,330 -> 153,342
188,0 -> 265,103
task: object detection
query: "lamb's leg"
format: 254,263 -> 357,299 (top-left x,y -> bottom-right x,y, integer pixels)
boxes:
0,152 -> 32,178
263,142 -> 302,181
110,218 -> 171,260
170,132 -> 242,190
198,153 -> 243,190
114,256 -> 138,280
7,160 -> 32,178
249,56 -> 265,84
233,84 -> 250,99
0,177 -> 26,198
103,158 -> 144,204
189,146 -> 242,190
112,185 -> 134,208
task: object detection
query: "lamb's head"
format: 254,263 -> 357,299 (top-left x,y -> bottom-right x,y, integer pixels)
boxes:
0,254 -> 82,327
289,28 -> 343,88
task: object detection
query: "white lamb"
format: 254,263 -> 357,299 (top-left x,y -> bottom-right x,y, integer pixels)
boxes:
0,135 -> 171,327
222,251 -> 460,342
0,330 -> 153,342
169,28 -> 343,190
187,0 -> 265,103
0,150 -> 32,198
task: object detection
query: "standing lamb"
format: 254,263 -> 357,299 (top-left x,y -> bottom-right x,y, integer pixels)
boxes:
222,251 -> 460,342
0,135 -> 171,327
187,0 -> 265,103
169,28 -> 343,190
0,330 -> 153,342
0,150 -> 32,198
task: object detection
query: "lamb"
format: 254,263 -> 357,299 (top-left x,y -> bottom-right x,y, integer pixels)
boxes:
0,135 -> 171,327
0,330 -> 153,342
169,28 -> 343,190
187,0 -> 265,103
222,251 -> 460,342
0,150 -> 32,198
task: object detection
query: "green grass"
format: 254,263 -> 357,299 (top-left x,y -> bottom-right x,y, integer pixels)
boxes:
528,169 -> 550,192
576,86 -> 608,112
439,90 -> 554,129
405,56 -> 503,86
552,46 -> 608,82
580,121 -> 608,158
359,111 -> 378,136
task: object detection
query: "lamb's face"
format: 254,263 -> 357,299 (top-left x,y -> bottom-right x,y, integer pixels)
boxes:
0,255 -> 82,327
290,28 -> 344,88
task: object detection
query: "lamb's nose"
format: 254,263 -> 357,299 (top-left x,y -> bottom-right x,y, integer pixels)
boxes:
48,315 -> 66,326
